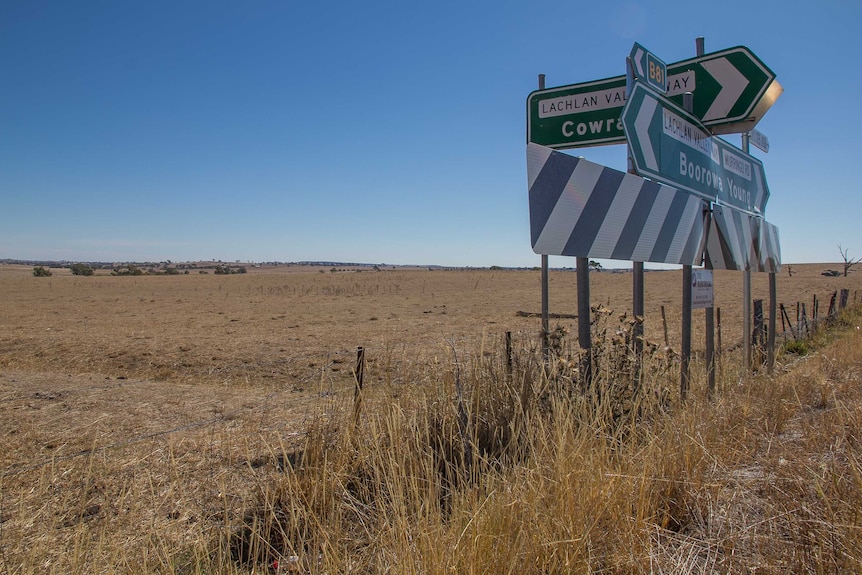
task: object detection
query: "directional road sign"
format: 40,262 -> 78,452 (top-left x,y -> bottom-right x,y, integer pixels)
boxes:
749,128 -> 770,153
622,82 -> 770,215
630,42 -> 667,94
527,75 -> 629,149
666,46 -> 778,133
527,45 -> 779,149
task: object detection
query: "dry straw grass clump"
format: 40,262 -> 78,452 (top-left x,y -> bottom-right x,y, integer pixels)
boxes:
230,307 -> 862,574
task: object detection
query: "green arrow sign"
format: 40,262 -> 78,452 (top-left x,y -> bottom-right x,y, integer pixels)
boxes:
630,42 -> 667,94
621,82 -> 769,215
666,46 -> 777,133
527,45 -> 779,149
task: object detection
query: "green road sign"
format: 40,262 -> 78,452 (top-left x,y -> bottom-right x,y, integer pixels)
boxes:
527,75 -> 629,149
630,42 -> 667,94
527,45 -> 779,149
621,82 -> 770,215
665,46 -> 777,133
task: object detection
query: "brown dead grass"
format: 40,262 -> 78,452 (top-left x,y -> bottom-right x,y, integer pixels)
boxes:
1,262 -> 861,574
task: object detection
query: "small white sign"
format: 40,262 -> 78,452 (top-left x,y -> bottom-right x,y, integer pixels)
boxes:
749,129 -> 770,153
691,269 -> 714,309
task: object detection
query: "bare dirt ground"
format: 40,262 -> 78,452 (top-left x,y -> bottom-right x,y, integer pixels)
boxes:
1,262 -> 860,572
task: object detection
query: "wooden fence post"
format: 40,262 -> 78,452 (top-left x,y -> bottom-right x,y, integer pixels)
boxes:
505,331 -> 513,381
753,299 -> 764,367
716,307 -> 722,363
352,346 -> 366,429
660,305 -> 669,347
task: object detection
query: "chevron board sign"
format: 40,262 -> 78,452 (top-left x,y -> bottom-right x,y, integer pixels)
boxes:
527,45 -> 780,149
527,143 -> 707,265
705,204 -> 781,273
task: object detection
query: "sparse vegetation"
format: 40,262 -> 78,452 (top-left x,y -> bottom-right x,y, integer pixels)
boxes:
68,262 -> 94,276
1,265 -> 861,573
32,265 -> 52,277
782,338 -> 810,355
214,264 -> 247,275
112,264 -> 144,276
839,243 -> 862,276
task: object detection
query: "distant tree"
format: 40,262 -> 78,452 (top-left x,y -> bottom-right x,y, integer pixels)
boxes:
33,266 -> 52,277
588,260 -> 603,272
838,244 -> 862,277
112,264 -> 143,276
69,263 -> 94,276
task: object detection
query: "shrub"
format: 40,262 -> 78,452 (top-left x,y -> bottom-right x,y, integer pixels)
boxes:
69,263 -> 94,276
783,339 -> 810,355
111,264 -> 144,276
32,266 -> 52,277
214,265 -> 246,275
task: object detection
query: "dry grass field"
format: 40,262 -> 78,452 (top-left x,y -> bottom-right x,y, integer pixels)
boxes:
1,262 -> 861,574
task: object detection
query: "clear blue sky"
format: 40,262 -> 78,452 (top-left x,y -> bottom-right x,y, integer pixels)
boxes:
2,1 -> 860,267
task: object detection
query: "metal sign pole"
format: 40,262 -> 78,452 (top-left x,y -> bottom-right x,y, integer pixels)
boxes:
681,262 -> 692,400
626,56 -> 644,394
538,74 -> 550,363
742,132 -> 752,372
681,36 -> 704,400
705,236 -> 715,398
577,258 -> 592,390
768,273 -> 776,374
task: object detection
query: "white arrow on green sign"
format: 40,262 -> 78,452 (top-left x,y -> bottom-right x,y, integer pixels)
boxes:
665,46 -> 779,135
621,82 -> 770,216
527,45 -> 779,149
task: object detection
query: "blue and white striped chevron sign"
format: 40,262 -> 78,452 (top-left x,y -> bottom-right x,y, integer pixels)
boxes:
527,142 -> 707,265
705,204 -> 781,273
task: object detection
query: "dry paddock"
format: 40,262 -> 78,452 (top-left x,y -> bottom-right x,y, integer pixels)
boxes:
1,262 -> 861,572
